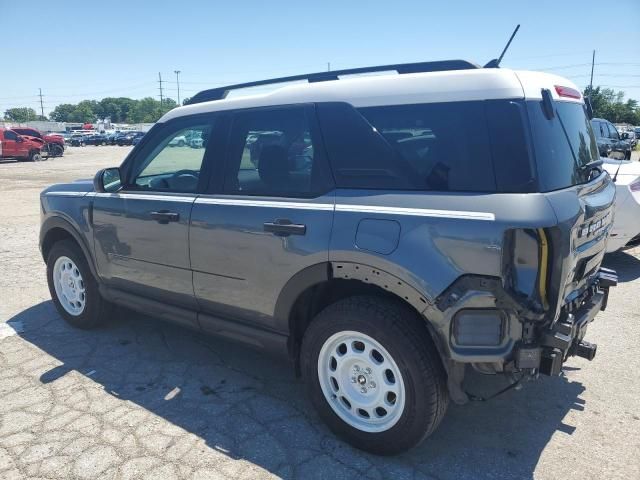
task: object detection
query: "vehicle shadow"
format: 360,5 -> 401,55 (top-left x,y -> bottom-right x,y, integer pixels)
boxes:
12,301 -> 588,480
603,248 -> 640,282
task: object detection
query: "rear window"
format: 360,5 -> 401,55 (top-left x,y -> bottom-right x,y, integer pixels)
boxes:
316,101 -> 534,193
527,101 -> 599,192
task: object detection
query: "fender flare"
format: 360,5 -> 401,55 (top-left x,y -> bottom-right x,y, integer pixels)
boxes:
273,262 -> 331,333
40,215 -> 98,279
273,260 -> 434,334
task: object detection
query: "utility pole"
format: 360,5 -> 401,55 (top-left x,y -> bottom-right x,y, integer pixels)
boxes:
327,62 -> 331,72
589,50 -> 596,94
38,88 -> 45,119
158,72 -> 164,110
174,70 -> 181,106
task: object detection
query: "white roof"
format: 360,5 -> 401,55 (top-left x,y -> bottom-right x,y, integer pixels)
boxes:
160,68 -> 583,123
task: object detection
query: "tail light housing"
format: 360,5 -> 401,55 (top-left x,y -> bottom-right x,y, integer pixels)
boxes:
554,85 -> 582,99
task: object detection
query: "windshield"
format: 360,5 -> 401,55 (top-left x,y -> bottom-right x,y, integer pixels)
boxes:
527,100 -> 599,192
13,128 -> 41,138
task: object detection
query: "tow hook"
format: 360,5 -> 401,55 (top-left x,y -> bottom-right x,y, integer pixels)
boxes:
597,267 -> 617,311
574,340 -> 597,361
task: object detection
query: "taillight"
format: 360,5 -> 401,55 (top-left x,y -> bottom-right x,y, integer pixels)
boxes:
630,178 -> 640,192
554,85 -> 581,99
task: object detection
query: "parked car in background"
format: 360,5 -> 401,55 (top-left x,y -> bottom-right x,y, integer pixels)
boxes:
621,130 -> 637,149
117,131 -> 144,146
11,127 -> 65,157
168,134 -> 187,147
105,132 -> 120,145
132,135 -> 144,146
591,118 -> 632,160
603,159 -> 640,251
84,134 -> 109,146
69,134 -> 86,147
0,128 -> 44,161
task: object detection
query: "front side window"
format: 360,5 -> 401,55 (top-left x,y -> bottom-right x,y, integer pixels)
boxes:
130,123 -> 212,192
225,106 -> 323,197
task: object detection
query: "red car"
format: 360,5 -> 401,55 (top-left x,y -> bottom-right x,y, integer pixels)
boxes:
0,128 -> 44,162
11,127 -> 65,157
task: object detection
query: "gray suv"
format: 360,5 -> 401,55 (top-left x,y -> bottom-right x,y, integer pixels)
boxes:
40,60 -> 617,455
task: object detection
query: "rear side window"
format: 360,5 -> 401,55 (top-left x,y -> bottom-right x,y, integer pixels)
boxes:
527,101 -> 599,192
224,106 -> 331,197
4,130 -> 18,141
316,101 -> 534,193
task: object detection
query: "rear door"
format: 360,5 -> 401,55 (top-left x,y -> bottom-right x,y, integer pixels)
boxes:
1,130 -> 26,157
190,105 -> 334,333
92,114 -> 220,326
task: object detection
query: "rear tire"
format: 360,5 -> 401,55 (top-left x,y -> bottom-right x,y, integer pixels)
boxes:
301,296 -> 449,455
46,240 -> 112,329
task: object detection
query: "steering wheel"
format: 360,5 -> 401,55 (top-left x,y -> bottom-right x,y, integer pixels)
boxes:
170,169 -> 200,179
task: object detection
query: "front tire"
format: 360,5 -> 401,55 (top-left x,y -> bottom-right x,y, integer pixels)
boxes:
301,296 -> 448,455
29,150 -> 42,162
46,240 -> 112,329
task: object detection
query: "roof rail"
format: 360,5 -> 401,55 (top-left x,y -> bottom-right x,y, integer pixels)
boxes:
185,59 -> 480,105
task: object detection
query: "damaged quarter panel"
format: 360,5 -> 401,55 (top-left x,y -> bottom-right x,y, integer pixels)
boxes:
329,189 -> 559,362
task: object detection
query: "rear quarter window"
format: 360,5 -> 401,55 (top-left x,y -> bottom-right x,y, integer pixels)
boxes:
527,101 -> 599,192
316,101 -> 534,193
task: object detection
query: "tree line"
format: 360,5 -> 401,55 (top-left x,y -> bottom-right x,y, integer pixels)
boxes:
583,86 -> 639,125
2,87 -> 638,125
2,97 -> 186,124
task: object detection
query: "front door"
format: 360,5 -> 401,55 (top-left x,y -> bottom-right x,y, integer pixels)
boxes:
190,105 -> 335,333
92,115 -> 219,325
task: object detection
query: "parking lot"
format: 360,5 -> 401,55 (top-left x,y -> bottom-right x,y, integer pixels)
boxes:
0,146 -> 639,479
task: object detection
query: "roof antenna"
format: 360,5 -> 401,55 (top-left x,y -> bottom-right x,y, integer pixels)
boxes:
484,24 -> 520,68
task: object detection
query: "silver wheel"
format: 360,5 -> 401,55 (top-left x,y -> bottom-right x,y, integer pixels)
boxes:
317,330 -> 405,433
52,256 -> 86,316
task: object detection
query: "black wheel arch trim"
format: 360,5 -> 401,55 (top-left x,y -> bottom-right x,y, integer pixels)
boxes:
40,215 -> 99,280
273,262 -> 331,333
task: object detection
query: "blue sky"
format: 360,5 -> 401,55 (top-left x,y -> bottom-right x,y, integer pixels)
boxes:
1,0 -> 639,116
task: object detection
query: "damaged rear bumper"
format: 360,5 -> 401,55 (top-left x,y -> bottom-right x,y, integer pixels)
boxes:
516,267 -> 618,375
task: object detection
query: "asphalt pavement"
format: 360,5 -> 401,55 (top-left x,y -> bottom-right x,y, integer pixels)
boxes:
0,146 -> 638,479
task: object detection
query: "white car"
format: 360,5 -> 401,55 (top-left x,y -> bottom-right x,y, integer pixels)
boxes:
603,159 -> 640,252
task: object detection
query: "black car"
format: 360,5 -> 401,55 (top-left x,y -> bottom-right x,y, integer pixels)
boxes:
591,118 -> 632,160
84,134 -> 109,146
116,131 -> 145,146
105,132 -> 122,145
69,135 -> 87,146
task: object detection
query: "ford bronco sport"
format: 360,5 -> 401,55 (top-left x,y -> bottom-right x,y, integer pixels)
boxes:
40,60 -> 617,455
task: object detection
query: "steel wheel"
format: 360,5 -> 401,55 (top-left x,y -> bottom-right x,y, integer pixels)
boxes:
52,256 -> 86,316
318,330 -> 405,433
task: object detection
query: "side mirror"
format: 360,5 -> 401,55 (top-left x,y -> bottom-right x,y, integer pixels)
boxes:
93,167 -> 122,193
16,136 -> 24,143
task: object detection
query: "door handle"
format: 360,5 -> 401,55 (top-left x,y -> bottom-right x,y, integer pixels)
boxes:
150,211 -> 180,224
263,219 -> 306,236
